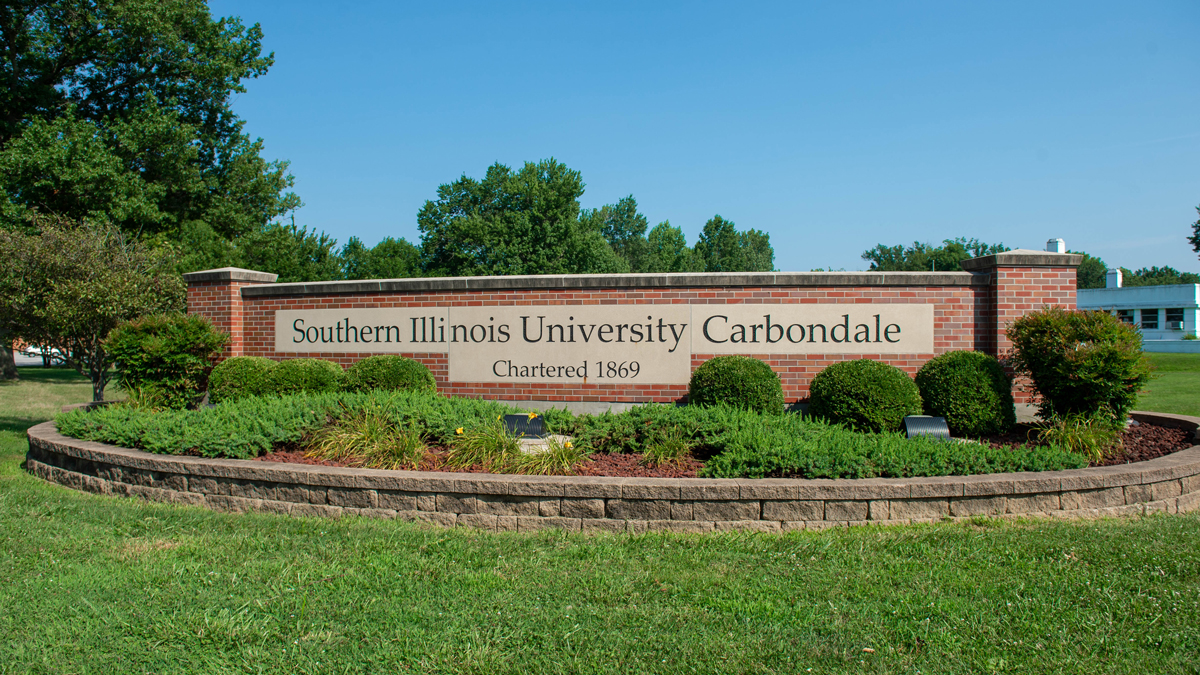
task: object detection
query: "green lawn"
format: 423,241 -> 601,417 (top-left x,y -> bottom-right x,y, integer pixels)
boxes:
1140,353 -> 1200,417
2,368 -> 1199,674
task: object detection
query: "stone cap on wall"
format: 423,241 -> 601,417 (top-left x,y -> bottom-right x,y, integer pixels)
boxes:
959,249 -> 1083,271
235,270 -> 989,297
182,267 -> 280,283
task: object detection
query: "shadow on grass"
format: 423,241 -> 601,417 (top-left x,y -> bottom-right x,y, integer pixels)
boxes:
1,367 -> 90,385
0,416 -> 49,435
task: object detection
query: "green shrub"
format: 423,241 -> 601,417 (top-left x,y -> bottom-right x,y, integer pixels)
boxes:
104,313 -> 230,409
1036,411 -> 1123,463
688,355 -> 784,415
807,359 -> 922,433
305,401 -> 427,470
915,351 -> 1015,436
344,354 -> 436,393
208,356 -> 277,403
1007,307 -> 1153,423
267,358 -> 344,395
55,392 -> 1088,478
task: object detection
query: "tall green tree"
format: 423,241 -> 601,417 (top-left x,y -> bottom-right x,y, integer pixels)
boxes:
1072,251 -> 1108,289
417,159 -> 624,277
0,0 -> 299,247
1190,204 -> 1200,259
862,237 -> 1008,272
342,236 -> 422,280
643,221 -> 701,273
693,215 -> 775,273
235,223 -> 341,283
582,195 -> 647,273
1118,266 -> 1200,287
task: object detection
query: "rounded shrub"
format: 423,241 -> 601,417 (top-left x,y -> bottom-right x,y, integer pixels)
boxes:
688,355 -> 784,415
1007,307 -> 1152,423
104,312 -> 229,409
807,359 -> 922,432
267,358 -> 344,396
343,354 -> 436,393
208,356 -> 278,403
915,350 -> 1015,436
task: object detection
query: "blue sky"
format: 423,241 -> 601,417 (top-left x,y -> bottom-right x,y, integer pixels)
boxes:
210,1 -> 1200,273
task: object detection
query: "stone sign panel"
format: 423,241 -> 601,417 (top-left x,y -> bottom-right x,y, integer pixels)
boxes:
275,303 -> 934,384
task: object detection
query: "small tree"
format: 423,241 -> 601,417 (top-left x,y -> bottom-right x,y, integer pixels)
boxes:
0,217 -> 185,400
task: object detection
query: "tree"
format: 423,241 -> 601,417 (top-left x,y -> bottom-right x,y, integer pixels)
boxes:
0,217 -> 185,400
1119,266 -> 1200,287
861,237 -> 1009,271
1072,251 -> 1108,289
582,195 -> 647,273
643,221 -> 702,273
693,215 -> 775,273
0,0 -> 300,248
1190,205 -> 1200,258
342,236 -> 422,280
234,223 -> 341,283
417,159 -> 624,276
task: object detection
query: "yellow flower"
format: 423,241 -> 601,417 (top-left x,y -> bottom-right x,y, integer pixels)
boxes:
527,412 -> 538,420
497,414 -> 502,421
455,427 -> 464,435
564,441 -> 573,449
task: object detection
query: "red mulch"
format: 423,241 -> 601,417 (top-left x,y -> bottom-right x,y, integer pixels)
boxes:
977,420 -> 1194,467
255,421 -> 1194,476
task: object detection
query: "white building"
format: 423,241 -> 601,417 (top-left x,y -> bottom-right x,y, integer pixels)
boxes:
1076,268 -> 1199,353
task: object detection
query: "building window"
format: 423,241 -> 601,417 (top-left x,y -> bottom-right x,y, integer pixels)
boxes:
1166,308 -> 1185,330
1140,309 -> 1159,330
1116,309 -> 1134,324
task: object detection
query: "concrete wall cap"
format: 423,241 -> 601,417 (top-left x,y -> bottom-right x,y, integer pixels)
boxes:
960,249 -> 1083,271
182,267 -> 279,283
235,270 -> 988,297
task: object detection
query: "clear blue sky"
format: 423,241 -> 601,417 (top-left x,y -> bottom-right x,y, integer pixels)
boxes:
210,0 -> 1200,273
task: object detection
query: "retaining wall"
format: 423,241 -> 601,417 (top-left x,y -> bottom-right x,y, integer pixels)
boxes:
26,413 -> 1200,533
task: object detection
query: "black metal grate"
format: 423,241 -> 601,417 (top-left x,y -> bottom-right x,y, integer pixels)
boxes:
503,414 -> 545,438
903,415 -> 951,440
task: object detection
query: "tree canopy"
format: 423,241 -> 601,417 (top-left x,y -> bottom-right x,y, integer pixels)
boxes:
861,238 -> 1009,272
1118,266 -> 1200,287
1190,205 -> 1200,259
0,0 -> 299,249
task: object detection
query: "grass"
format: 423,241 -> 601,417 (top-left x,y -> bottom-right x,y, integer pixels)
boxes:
1140,353 -> 1200,416
1,368 -> 1199,673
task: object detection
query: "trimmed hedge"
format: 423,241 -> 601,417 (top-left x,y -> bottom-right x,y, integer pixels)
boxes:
267,358 -> 344,396
807,359 -> 922,433
344,355 -> 436,393
208,356 -> 278,403
688,355 -> 784,415
104,313 -> 229,409
915,351 -> 1015,436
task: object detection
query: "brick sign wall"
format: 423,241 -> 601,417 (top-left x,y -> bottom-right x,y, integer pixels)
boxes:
184,250 -> 1079,407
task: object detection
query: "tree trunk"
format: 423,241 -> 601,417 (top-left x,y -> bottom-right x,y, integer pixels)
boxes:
0,332 -> 18,380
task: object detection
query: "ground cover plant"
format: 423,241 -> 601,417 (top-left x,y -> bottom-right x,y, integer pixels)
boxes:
57,388 -> 1089,479
5,368 -> 1200,674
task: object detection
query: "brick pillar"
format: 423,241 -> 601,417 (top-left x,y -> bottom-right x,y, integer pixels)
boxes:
961,250 -> 1081,403
182,268 -> 278,360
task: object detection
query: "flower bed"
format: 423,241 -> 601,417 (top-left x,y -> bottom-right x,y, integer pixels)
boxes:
55,390 -> 1096,480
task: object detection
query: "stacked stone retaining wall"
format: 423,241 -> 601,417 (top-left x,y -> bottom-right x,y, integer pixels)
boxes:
26,413 -> 1200,533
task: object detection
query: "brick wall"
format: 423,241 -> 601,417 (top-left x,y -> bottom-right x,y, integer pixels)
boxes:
184,254 -> 1080,405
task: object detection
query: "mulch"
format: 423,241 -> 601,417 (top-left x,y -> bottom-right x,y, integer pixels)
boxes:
255,420 -> 1195,477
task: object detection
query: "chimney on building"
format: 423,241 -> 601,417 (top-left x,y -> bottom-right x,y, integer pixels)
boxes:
1046,238 -> 1066,254
1106,268 -> 1123,288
